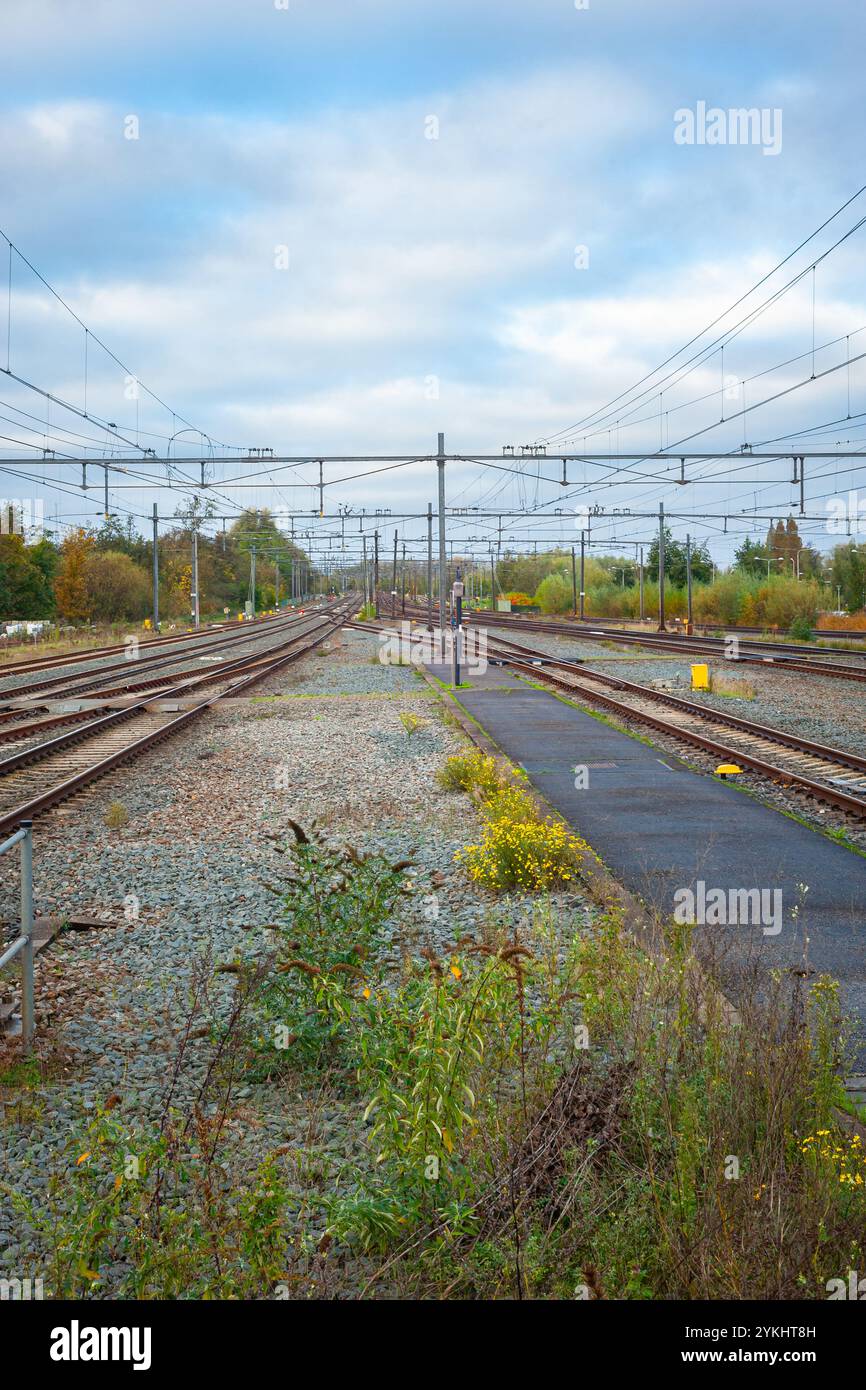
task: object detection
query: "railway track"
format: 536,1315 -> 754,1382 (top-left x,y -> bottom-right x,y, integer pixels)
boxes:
481,631 -> 866,820
0,603 -> 330,705
0,605 -> 298,679
352,612 -> 866,820
551,617 -> 866,645
0,597 -> 354,836
395,600 -> 866,681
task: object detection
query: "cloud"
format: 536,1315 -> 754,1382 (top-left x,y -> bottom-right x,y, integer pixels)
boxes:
1,0 -> 865,561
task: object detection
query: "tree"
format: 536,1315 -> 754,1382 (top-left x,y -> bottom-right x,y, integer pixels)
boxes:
0,534 -> 56,618
534,572 -> 573,614
734,537 -> 770,574
829,543 -> 866,611
646,527 -> 712,588
85,550 -> 152,623
92,515 -> 150,566
54,530 -> 94,622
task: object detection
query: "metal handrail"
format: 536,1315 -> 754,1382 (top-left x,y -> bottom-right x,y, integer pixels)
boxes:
0,819 -> 34,1048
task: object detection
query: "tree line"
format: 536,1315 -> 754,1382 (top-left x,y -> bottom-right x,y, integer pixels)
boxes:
0,509 -> 314,625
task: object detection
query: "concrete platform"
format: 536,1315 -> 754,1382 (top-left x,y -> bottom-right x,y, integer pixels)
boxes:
455,684 -> 866,1068
425,661 -> 524,690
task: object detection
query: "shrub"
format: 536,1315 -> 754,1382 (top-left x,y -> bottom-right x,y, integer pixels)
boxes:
789,614 -> 814,641
534,573 -> 572,614
759,576 -> 820,629
256,834 -> 411,1065
399,711 -> 425,736
436,750 -> 504,797
456,783 -> 589,892
103,801 -> 129,829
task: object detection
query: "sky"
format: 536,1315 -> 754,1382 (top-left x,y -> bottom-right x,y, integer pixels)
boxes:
1,0 -> 865,570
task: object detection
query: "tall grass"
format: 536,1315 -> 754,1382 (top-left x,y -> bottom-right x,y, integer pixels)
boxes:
17,825 -> 863,1301
531,568 -> 841,629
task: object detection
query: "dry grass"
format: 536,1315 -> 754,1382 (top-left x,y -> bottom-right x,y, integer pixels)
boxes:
103,801 -> 130,829
708,672 -> 756,700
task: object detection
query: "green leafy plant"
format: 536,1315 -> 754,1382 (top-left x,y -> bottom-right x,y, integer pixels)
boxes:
399,711 -> 425,736
436,750 -> 504,797
454,782 -> 590,892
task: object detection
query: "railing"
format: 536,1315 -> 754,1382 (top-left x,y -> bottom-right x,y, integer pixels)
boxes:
0,820 -> 34,1048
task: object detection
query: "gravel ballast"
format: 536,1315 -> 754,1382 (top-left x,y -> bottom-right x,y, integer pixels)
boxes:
0,626 -> 593,1283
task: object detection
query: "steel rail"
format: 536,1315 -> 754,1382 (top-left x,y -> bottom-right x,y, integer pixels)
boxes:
349,613 -> 866,819
0,605 -> 326,703
487,645 -> 866,819
468,610 -> 866,669
0,599 -> 355,836
485,634 -> 866,774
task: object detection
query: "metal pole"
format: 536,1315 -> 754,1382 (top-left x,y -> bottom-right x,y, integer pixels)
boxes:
275,558 -> 280,610
686,533 -> 693,633
362,534 -> 368,608
427,502 -> 433,631
392,529 -> 398,618
658,502 -> 666,631
437,432 -> 447,639
373,530 -> 379,618
452,569 -> 463,686
192,527 -> 200,628
20,820 -> 34,1050
152,503 -> 159,631
103,462 -> 109,519
401,542 -> 406,615
571,545 -> 577,617
579,530 -> 585,621
250,546 -> 256,618
639,544 -> 645,621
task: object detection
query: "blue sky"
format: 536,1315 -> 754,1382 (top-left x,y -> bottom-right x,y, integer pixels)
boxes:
1,0 -> 865,564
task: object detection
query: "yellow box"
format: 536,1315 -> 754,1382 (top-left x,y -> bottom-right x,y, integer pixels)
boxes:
691,663 -> 709,691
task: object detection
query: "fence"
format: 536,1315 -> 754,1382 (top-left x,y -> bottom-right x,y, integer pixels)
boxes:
0,820 -> 34,1048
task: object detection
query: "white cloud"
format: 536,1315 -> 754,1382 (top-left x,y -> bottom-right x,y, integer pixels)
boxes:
1,1 -> 865,560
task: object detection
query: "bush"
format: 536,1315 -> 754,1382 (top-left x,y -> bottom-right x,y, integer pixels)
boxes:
758,576 -> 820,629
85,551 -> 151,623
789,614 -> 814,641
399,711 -> 425,736
436,750 -> 504,797
456,782 -> 589,892
534,573 -> 573,614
